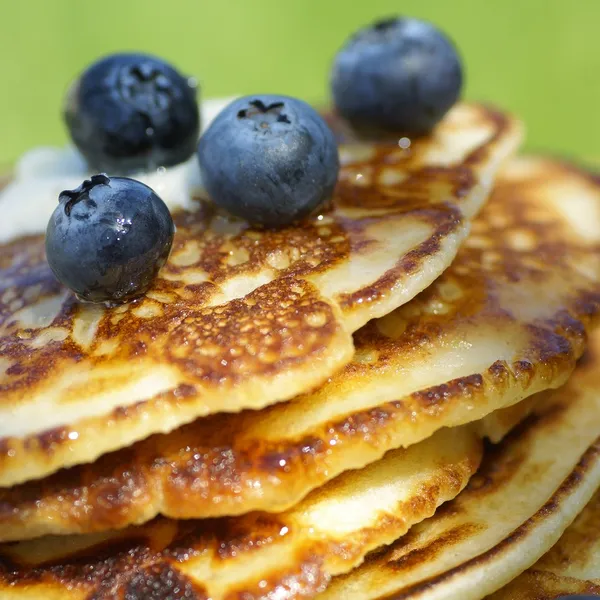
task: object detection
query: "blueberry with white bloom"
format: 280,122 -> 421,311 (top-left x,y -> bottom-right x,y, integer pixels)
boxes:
197,95 -> 339,227
331,17 -> 463,134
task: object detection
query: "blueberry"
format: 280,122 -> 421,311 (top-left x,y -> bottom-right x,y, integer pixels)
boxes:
197,95 -> 339,227
64,53 -> 199,173
331,17 -> 463,135
46,175 -> 174,304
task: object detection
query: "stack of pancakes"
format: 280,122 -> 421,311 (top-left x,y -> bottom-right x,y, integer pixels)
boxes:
0,100 -> 598,600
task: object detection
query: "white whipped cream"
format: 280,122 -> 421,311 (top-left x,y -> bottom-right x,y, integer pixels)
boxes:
0,96 -> 238,244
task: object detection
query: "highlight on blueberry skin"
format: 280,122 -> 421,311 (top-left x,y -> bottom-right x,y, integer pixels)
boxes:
331,17 -> 463,135
64,53 -> 200,173
197,95 -> 340,228
45,175 -> 174,304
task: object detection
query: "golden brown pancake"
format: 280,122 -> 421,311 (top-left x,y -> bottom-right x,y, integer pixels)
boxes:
0,425 -> 483,600
315,334 -> 600,600
489,489 -> 600,599
0,370 -> 584,600
0,103 -> 521,487
2,155 -> 599,541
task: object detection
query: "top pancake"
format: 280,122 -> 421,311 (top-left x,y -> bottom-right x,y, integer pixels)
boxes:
1,156 -> 598,540
0,103 -> 521,486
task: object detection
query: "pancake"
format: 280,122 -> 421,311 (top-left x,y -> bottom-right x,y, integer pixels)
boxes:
474,393 -> 542,443
489,489 -> 600,599
2,155 -> 598,540
315,333 -> 600,600
0,103 -> 521,488
0,425 -> 483,600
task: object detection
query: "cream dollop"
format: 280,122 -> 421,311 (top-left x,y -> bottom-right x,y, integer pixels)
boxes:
0,96 -> 238,244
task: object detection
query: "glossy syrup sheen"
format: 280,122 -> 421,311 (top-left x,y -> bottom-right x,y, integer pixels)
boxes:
0,102 -> 522,488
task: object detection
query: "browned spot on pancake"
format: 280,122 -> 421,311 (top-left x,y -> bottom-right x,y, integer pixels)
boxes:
223,553 -> 328,600
374,437 -> 600,600
339,206 -> 463,311
169,198 -> 354,283
381,523 -> 483,575
0,533 -> 155,586
212,514 -> 286,562
491,570 -> 600,599
103,562 -> 208,600
166,278 -> 339,383
34,427 -> 76,454
411,374 -> 484,408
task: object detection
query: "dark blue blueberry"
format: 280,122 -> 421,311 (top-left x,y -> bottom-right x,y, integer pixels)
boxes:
46,175 -> 174,304
556,597 -> 600,599
197,95 -> 339,227
64,53 -> 199,173
331,17 -> 463,135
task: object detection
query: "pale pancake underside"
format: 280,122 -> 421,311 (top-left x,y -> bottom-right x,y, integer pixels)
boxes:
0,425 -> 483,600
316,332 -> 600,600
2,156 -> 599,540
489,490 -> 600,599
0,103 -> 521,487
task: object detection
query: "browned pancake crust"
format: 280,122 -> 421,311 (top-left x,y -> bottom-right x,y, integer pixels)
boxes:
316,333 -> 600,600
0,103 -> 522,487
0,426 -> 483,600
372,433 -> 600,600
0,370 -> 596,600
1,157 -> 598,540
488,489 -> 600,598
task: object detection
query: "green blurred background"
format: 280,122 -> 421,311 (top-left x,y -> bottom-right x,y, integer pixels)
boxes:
1,0 -> 598,165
